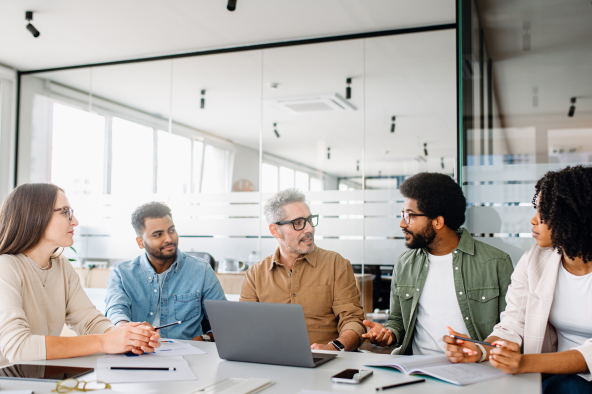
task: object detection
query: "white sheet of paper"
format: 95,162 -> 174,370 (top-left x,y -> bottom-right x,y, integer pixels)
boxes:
96,355 -> 197,383
297,391 -> 335,394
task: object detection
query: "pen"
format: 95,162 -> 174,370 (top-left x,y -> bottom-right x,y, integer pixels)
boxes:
376,379 -> 425,391
108,367 -> 176,371
450,335 -> 497,347
154,321 -> 183,330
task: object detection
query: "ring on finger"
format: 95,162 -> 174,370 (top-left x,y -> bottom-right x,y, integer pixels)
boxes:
131,339 -> 135,346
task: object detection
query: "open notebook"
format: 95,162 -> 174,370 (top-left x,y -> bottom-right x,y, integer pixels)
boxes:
364,355 -> 506,386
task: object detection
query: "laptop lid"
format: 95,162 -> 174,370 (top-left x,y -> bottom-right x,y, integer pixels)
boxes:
205,300 -> 326,368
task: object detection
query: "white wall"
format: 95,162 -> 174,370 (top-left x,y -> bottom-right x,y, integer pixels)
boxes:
0,65 -> 17,199
232,144 -> 259,191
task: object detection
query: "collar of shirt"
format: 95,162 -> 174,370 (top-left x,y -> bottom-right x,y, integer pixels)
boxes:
418,227 -> 475,257
269,245 -> 319,270
139,250 -> 185,283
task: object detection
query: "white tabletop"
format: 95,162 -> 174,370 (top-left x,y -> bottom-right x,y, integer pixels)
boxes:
0,342 -> 541,394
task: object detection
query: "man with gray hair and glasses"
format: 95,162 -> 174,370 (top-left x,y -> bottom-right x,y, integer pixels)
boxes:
240,188 -> 365,351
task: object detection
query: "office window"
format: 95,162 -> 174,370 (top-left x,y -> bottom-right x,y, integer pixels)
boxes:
192,140 -> 204,193
201,144 -> 232,193
51,103 -> 105,195
157,130 -> 191,194
310,177 -> 323,192
295,171 -> 309,192
262,163 -> 278,193
111,117 -> 154,194
279,166 -> 295,190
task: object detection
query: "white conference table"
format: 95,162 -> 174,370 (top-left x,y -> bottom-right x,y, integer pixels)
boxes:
1,341 -> 541,394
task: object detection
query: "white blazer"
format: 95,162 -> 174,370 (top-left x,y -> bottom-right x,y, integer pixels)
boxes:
492,245 -> 592,379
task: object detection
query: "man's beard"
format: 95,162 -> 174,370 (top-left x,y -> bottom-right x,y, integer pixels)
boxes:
145,242 -> 177,259
280,228 -> 315,254
403,222 -> 436,249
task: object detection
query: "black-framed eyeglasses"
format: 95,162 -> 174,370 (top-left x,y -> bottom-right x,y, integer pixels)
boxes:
400,210 -> 428,225
54,207 -> 74,221
52,378 -> 111,393
275,215 -> 319,231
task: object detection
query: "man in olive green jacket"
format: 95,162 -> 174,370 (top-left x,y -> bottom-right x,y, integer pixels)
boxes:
363,173 -> 514,357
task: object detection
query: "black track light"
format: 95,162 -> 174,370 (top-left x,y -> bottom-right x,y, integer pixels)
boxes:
356,160 -> 359,171
25,11 -> 40,38
423,143 -> 428,157
522,22 -> 531,52
200,90 -> 206,109
327,147 -> 331,160
227,0 -> 237,11
390,116 -> 396,133
441,157 -> 445,169
273,123 -> 280,138
568,97 -> 576,117
346,78 -> 352,99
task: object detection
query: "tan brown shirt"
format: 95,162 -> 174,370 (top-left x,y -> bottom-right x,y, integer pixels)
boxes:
240,246 -> 365,345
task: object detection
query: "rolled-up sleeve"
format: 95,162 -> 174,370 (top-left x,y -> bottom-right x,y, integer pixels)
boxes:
0,262 -> 46,363
491,249 -> 532,345
332,259 -> 365,343
105,265 -> 133,325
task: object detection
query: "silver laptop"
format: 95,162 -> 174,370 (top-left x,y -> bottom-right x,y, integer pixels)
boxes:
204,300 -> 337,368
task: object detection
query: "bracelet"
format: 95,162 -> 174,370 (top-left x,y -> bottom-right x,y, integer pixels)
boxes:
475,343 -> 487,363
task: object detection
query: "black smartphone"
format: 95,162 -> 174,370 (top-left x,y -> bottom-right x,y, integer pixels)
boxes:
331,369 -> 373,384
0,364 -> 94,382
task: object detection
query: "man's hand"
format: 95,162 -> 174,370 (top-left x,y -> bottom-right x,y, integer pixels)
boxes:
362,320 -> 394,346
489,340 -> 523,374
442,326 -> 481,363
311,343 -> 340,351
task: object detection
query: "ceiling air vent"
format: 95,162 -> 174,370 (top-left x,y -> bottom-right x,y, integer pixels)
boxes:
270,93 -> 357,114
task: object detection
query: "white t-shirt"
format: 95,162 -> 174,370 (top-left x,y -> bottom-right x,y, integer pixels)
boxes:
549,263 -> 592,352
412,252 -> 467,355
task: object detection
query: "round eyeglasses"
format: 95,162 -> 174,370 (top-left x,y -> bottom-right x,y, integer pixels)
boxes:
53,379 -> 111,393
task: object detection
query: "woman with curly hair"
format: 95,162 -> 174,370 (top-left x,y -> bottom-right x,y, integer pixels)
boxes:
443,165 -> 592,394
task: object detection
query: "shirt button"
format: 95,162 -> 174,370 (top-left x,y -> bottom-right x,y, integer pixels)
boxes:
293,294 -> 296,297
148,277 -> 152,280
459,292 -> 463,295
288,273 -> 291,276
416,289 -> 419,291
466,317 -> 469,320
406,294 -> 409,297
454,251 -> 457,254
150,312 -> 154,315
154,289 -> 158,292
455,267 -> 458,270
482,296 -> 486,300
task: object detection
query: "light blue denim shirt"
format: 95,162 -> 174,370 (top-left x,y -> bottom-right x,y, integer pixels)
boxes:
105,250 -> 226,340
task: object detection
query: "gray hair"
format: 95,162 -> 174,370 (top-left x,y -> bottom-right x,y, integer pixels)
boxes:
264,188 -> 307,224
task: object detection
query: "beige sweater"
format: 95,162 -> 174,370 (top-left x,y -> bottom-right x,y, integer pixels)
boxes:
0,254 -> 113,366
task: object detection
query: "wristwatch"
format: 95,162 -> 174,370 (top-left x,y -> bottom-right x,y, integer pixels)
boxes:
330,340 -> 345,352
201,333 -> 212,342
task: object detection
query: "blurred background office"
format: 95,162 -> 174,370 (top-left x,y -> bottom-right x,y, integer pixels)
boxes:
0,0 -> 590,316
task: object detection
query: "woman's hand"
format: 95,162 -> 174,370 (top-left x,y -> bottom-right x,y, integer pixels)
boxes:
100,322 -> 160,355
489,340 -> 523,374
442,326 -> 481,363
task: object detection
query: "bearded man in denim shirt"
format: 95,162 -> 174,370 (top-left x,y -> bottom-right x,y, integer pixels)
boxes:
362,173 -> 513,357
105,202 -> 226,341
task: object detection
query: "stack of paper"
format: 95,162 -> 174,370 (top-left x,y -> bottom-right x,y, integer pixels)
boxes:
96,355 -> 197,383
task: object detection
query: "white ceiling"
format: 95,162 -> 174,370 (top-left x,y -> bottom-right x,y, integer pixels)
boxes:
0,0 -> 455,71
31,29 -> 457,178
479,0 -> 592,155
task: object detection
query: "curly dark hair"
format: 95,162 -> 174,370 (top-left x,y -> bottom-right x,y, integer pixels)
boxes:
399,172 -> 466,231
131,202 -> 172,236
533,165 -> 592,263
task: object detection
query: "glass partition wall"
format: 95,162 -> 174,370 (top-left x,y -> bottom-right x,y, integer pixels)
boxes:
461,0 -> 592,266
17,28 -> 457,315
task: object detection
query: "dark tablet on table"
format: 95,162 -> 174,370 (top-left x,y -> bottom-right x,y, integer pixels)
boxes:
0,364 -> 93,382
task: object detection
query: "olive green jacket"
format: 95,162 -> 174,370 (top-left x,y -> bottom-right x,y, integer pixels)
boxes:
384,228 -> 514,355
